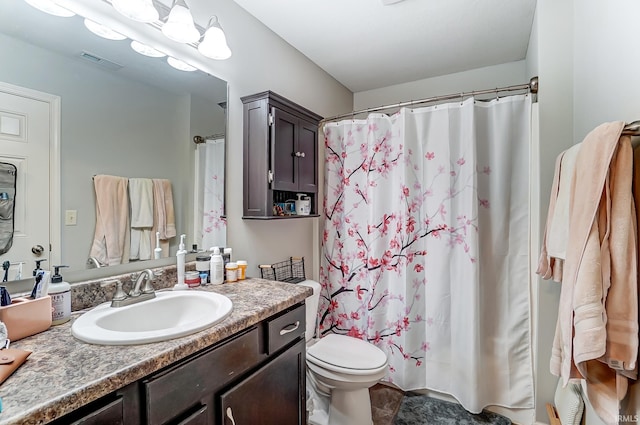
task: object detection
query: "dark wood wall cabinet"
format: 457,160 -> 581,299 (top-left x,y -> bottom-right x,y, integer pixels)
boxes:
50,304 -> 307,425
242,91 -> 323,219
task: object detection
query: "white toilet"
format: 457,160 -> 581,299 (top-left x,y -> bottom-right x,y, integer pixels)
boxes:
300,280 -> 388,425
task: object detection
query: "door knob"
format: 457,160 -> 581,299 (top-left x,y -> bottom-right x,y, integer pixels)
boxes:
31,245 -> 44,256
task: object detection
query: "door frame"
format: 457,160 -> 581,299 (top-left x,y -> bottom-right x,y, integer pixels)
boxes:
0,81 -> 61,266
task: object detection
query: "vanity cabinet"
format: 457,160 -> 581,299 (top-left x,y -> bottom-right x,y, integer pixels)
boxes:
242,91 -> 322,219
49,382 -> 140,425
49,304 -> 306,425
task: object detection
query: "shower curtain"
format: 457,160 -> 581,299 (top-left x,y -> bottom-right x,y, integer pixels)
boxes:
199,138 -> 226,250
320,94 -> 534,412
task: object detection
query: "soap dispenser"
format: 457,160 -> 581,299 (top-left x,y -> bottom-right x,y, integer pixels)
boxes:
32,259 -> 47,276
49,265 -> 71,325
174,234 -> 188,290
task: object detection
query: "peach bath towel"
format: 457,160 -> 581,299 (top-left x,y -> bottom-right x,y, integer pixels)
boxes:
89,175 -> 130,266
151,179 -> 176,257
543,122 -> 638,425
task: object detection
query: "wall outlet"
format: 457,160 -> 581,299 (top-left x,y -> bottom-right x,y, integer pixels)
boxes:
65,209 -> 77,226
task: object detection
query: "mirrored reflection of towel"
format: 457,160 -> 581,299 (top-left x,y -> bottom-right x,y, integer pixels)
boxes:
129,178 -> 154,261
151,179 -> 176,257
89,175 -> 130,266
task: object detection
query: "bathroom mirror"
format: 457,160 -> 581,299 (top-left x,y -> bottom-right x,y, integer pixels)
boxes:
0,0 -> 227,283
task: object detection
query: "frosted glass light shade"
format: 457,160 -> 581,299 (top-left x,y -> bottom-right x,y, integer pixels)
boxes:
198,16 -> 232,60
24,0 -> 75,17
84,19 -> 127,41
162,0 -> 200,44
112,0 -> 159,23
167,57 -> 196,72
130,41 -> 166,58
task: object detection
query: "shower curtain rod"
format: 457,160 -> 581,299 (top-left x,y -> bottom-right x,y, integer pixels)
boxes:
193,133 -> 225,144
321,76 -> 539,124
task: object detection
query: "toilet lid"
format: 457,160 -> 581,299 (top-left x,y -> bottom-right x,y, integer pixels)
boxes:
307,334 -> 387,370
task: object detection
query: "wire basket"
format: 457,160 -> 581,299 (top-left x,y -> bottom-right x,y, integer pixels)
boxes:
259,257 -> 306,283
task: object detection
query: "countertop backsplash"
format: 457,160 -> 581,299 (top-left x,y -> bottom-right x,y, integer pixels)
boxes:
69,262 -> 194,312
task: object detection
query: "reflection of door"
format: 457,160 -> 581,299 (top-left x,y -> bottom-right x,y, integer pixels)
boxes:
0,82 -> 58,281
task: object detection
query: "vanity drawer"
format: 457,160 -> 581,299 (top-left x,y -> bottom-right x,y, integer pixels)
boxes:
266,303 -> 305,354
143,327 -> 261,425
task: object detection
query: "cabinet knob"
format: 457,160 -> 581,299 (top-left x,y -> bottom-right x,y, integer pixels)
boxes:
295,152 -> 306,158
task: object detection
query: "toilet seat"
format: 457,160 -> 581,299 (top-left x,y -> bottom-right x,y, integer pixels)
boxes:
307,334 -> 387,375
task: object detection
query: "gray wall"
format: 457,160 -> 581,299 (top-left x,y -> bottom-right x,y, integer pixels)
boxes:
0,33 -> 224,272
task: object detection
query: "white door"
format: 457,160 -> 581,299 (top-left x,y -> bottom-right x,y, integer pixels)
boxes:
0,83 -> 57,282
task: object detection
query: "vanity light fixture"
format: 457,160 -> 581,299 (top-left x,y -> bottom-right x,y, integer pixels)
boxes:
24,0 -> 75,17
130,40 -> 166,58
197,16 -> 232,60
167,56 -> 196,72
162,0 -> 200,44
111,0 -> 159,23
84,19 -> 127,41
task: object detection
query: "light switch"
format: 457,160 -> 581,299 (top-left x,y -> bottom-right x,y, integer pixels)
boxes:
65,210 -> 77,226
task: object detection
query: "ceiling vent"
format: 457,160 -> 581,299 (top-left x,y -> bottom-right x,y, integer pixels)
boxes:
79,51 -> 123,71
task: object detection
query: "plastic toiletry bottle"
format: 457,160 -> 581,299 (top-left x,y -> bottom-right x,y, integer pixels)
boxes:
222,247 -> 232,281
210,247 -> 224,285
49,265 -> 71,325
236,260 -> 247,280
173,234 -> 188,290
154,231 -> 162,260
225,262 -> 238,283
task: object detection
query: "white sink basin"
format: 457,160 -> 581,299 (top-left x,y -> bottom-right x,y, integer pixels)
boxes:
71,290 -> 233,345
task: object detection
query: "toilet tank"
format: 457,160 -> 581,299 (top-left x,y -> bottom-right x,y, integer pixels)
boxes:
298,280 -> 321,342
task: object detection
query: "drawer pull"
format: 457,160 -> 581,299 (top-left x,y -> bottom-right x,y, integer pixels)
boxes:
279,321 -> 300,335
226,407 -> 236,425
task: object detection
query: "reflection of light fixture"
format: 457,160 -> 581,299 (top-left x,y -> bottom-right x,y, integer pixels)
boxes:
198,16 -> 232,60
167,56 -> 196,72
130,41 -> 166,58
162,0 -> 200,44
24,0 -> 75,17
111,0 -> 158,23
84,19 -> 127,41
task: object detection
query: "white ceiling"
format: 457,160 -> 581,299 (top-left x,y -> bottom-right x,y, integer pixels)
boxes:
231,0 -> 537,92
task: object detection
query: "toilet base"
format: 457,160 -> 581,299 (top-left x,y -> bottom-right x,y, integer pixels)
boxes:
329,387 -> 373,425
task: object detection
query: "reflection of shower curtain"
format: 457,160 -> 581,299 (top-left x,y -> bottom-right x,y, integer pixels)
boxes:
198,138 -> 226,250
320,95 -> 534,413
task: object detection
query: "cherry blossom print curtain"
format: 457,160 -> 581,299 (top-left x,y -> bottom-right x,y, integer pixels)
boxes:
320,94 -> 534,412
200,138 -> 226,249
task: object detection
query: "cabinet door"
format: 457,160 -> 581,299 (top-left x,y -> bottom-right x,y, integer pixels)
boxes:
271,107 -> 299,192
220,338 -> 306,425
297,119 -> 318,194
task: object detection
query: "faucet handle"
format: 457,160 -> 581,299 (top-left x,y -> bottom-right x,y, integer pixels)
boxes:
101,279 -> 127,301
141,270 -> 156,294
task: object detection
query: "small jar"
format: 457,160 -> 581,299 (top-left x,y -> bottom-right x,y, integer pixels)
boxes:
185,271 -> 201,288
196,255 -> 210,283
236,260 -> 247,280
225,262 -> 238,283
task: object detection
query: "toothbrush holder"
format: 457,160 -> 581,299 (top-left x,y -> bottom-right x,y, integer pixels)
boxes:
0,296 -> 52,341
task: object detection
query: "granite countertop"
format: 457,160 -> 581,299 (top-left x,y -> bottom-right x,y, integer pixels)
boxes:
0,278 -> 312,425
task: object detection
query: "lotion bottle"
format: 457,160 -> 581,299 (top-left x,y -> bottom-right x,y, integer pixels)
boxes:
174,234 -> 188,290
49,265 -> 71,325
210,247 -> 224,285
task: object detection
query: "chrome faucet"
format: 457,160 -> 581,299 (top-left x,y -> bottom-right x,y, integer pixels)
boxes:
86,257 -> 103,269
103,269 -> 157,308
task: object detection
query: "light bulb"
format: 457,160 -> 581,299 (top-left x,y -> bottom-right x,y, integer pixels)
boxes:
111,0 -> 159,23
130,41 -> 166,58
84,19 -> 127,41
198,17 -> 232,60
24,0 -> 75,17
167,57 -> 196,72
162,0 -> 200,44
